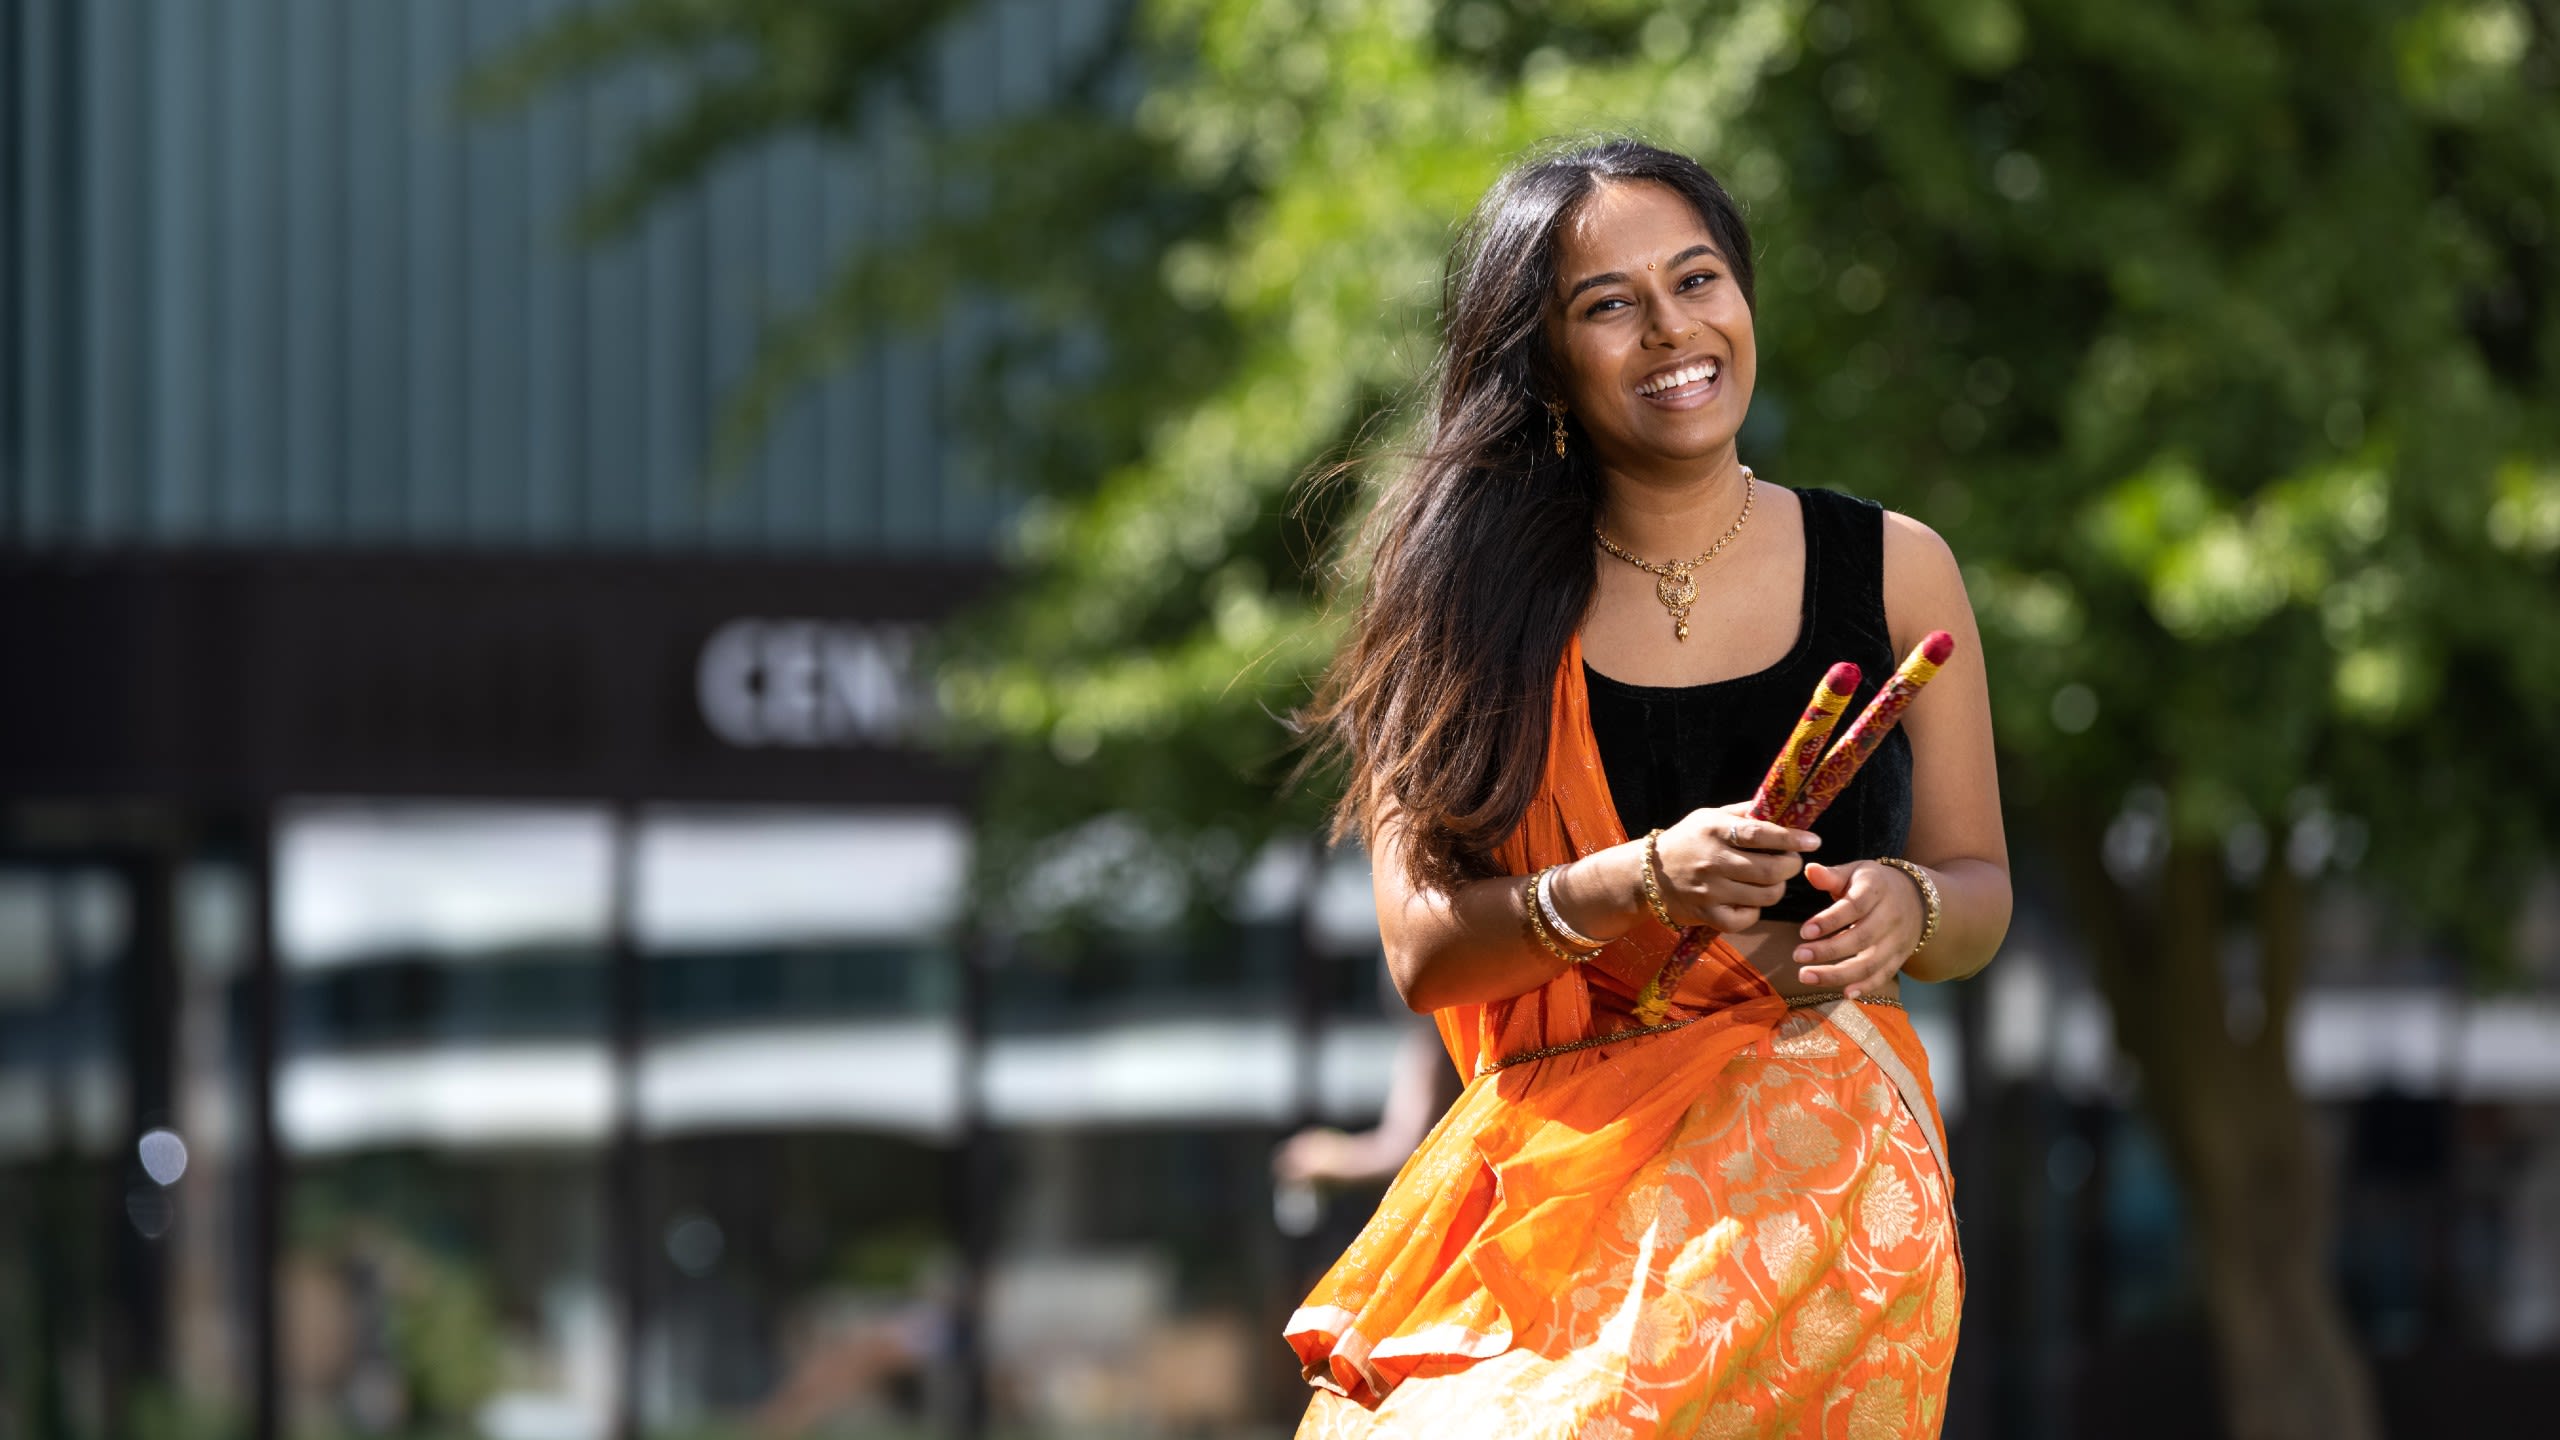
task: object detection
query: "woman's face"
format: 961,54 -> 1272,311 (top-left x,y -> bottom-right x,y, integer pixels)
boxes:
1544,179 -> 1755,473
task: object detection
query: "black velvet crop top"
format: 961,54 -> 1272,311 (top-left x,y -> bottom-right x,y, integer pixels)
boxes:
1584,484 -> 1913,923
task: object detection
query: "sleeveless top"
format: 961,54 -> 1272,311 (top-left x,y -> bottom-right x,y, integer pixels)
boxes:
1583,483 -> 1913,922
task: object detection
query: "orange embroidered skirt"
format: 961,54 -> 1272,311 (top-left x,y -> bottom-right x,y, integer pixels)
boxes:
1285,997 -> 1963,1438
1286,634 -> 1965,1436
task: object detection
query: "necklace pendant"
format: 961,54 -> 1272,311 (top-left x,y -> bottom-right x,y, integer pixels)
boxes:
1594,469 -> 1757,649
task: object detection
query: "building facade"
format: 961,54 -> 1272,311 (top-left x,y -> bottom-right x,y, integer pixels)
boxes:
0,3 -> 1404,1438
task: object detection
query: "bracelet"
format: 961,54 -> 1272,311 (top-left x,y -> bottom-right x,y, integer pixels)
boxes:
1786,989 -> 1906,1011
1874,856 -> 1941,958
1522,872 -> 1589,964
1638,829 -> 1678,931
1535,863 -> 1607,952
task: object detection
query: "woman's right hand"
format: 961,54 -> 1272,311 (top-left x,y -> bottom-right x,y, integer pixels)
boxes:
1653,800 -> 1821,933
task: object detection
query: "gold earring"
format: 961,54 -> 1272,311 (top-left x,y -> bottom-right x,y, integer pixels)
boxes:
1548,402 -> 1568,457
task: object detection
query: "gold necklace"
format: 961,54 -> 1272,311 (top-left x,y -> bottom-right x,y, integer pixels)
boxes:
1593,465 -> 1756,641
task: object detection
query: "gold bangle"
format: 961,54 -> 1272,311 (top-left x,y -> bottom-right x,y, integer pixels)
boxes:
1875,856 -> 1941,958
1522,872 -> 1587,964
1639,829 -> 1678,931
1535,863 -> 1606,952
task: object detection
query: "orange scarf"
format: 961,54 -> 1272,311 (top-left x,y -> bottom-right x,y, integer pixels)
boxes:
1287,632 -> 1955,1413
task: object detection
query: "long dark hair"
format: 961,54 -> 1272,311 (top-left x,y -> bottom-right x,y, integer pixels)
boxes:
1298,137 -> 1758,895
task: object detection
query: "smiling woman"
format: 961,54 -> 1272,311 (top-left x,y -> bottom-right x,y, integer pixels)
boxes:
1286,138 -> 2008,1437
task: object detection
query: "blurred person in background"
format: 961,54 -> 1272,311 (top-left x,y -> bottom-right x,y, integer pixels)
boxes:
1273,1027 -> 1468,1195
747,1279 -> 950,1438
1284,138 -> 2009,1435
1273,961 -> 1468,1206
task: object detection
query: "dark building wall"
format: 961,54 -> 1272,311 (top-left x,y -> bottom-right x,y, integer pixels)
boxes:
2,0 -> 1119,556
0,547 -> 992,804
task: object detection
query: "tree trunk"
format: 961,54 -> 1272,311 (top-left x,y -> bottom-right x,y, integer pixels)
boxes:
2048,806 -> 2381,1440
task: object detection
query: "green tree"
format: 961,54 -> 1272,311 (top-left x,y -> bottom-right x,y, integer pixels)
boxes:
478,2 -> 2560,1435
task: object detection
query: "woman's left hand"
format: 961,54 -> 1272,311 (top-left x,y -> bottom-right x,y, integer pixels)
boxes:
1790,861 -> 1924,997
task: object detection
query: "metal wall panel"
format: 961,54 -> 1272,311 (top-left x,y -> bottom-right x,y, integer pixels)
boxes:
1,0 -> 1120,555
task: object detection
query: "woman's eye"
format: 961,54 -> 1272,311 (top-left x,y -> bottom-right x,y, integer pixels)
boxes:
1584,296 -> 1628,317
1681,271 -> 1717,290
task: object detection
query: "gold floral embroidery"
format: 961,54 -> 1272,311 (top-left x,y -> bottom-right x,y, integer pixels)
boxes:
1770,1010 -> 1841,1057
1692,1271 -> 1734,1315
1767,1103 -> 1842,1169
1618,1184 -> 1694,1246
1786,1284 -> 1862,1371
1693,1400 -> 1759,1440
1846,1374 -> 1908,1440
1929,1252 -> 1959,1339
1719,1150 -> 1758,1185
1754,1212 -> 1818,1291
1859,1166 -> 1919,1250
1632,1288 -> 1699,1366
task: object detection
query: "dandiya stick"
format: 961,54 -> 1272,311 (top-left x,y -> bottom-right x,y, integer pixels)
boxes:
1632,634 -> 1957,1025
1632,663 -> 1861,1024
1749,661 -> 1863,820
1774,630 -> 1956,830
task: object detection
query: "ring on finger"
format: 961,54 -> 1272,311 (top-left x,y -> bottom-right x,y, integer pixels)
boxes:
1725,822 -> 1743,845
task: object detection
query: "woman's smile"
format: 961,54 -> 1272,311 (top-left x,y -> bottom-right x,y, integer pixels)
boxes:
1633,355 -> 1723,408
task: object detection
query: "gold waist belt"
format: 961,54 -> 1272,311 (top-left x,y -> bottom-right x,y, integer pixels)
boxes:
1477,990 -> 1904,1076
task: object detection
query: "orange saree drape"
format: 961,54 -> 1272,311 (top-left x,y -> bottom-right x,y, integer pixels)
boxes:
1285,634 -> 1965,1439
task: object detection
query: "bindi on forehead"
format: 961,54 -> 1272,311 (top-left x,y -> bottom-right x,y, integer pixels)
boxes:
1558,184 -> 1721,287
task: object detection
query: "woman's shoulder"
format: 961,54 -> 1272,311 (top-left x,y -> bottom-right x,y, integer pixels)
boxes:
1792,482 -> 1884,518
1872,503 -> 1970,650
1876,503 -> 1957,566
1793,484 -> 1941,554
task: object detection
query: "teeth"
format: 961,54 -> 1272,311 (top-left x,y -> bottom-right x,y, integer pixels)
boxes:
1640,360 -> 1719,396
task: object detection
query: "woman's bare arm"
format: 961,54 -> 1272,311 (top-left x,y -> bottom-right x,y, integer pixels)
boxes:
1371,786 -> 1821,1013
1369,795 -> 1588,1013
1876,510 -> 2011,983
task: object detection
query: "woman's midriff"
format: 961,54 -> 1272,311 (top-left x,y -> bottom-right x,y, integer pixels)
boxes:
1567,916 -> 1905,1042
1718,914 -> 1905,1004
